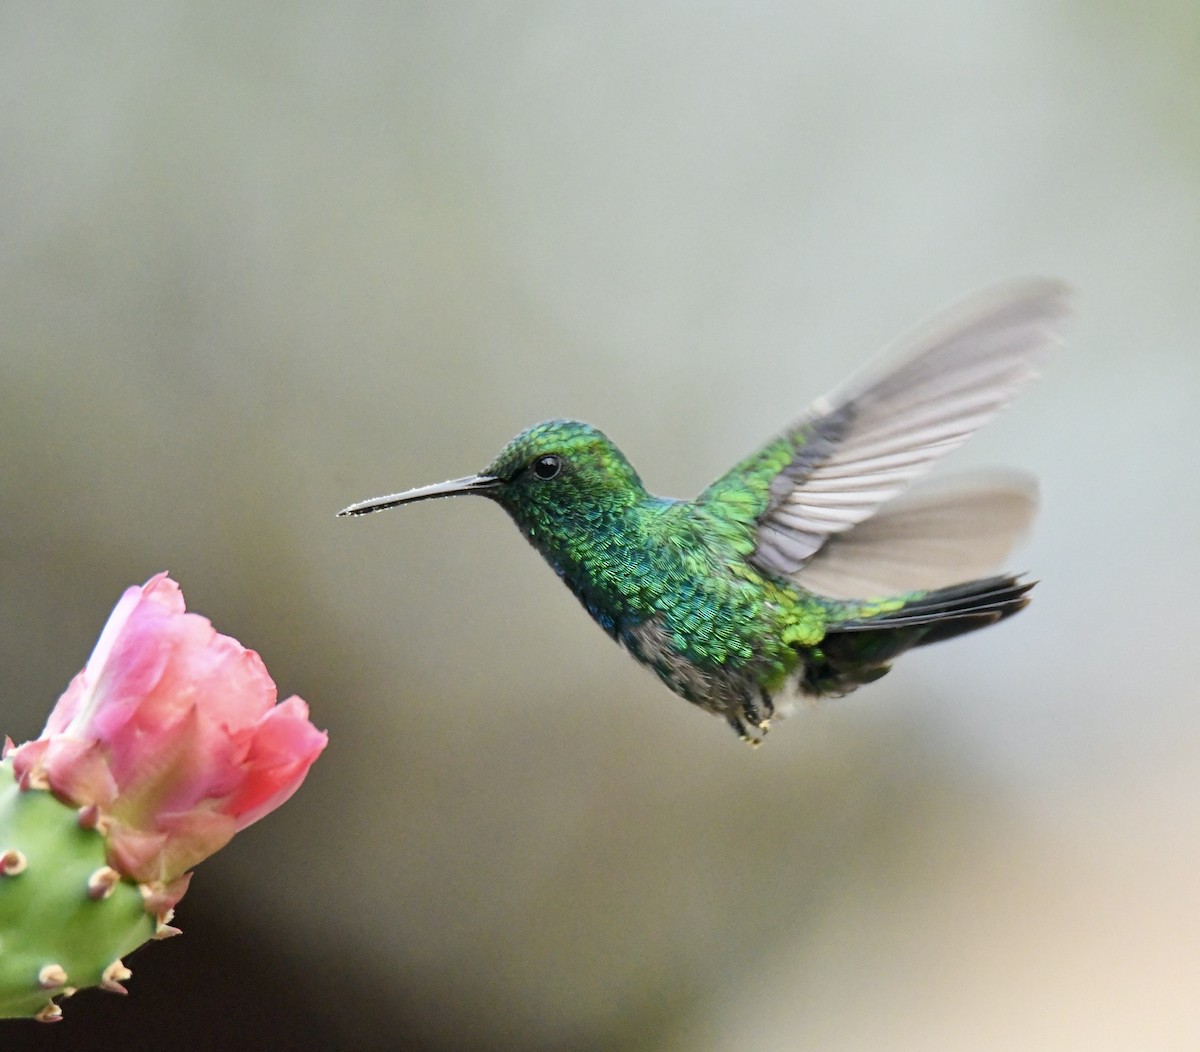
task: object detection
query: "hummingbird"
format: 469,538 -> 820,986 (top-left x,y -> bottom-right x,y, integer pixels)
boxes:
340,280 -> 1071,743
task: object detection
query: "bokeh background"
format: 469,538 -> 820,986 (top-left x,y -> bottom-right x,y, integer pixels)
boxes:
3,3 -> 1198,1050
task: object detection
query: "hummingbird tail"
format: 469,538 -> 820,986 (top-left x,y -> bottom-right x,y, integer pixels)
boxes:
802,574 -> 1034,696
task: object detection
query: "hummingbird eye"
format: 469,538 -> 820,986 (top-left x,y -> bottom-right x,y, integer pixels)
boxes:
531,454 -> 562,480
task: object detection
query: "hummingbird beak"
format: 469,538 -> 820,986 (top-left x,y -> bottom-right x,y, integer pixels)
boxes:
337,474 -> 502,517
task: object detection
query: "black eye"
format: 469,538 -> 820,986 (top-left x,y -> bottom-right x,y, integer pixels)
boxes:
532,454 -> 562,480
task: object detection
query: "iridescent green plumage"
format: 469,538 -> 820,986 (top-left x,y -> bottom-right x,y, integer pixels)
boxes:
341,281 -> 1071,741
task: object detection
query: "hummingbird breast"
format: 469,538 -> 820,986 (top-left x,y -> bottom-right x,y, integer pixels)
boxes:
535,499 -> 805,719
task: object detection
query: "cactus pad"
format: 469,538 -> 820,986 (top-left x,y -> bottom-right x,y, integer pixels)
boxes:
0,759 -> 154,1019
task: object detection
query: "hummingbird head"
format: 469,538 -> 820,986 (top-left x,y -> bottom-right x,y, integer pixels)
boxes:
338,420 -> 648,545
479,419 -> 646,528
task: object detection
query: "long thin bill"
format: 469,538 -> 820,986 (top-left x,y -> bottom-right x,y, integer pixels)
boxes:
337,475 -> 501,517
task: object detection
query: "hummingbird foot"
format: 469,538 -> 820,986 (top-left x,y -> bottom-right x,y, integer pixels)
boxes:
745,720 -> 772,749
729,719 -> 766,747
727,689 -> 774,746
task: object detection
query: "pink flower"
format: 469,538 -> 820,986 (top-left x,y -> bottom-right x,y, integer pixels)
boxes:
10,574 -> 327,894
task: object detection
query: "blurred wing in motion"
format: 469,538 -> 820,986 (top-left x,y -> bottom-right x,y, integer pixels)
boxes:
701,279 -> 1071,589
794,470 -> 1037,599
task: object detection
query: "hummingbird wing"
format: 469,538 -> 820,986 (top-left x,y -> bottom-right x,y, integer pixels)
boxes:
793,470 -> 1037,599
697,279 -> 1071,584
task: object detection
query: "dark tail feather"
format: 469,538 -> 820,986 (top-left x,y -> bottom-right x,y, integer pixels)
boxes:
801,575 -> 1034,697
838,574 -> 1035,641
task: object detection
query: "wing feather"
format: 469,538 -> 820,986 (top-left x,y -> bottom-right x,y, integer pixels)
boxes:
793,471 -> 1038,599
699,279 -> 1071,579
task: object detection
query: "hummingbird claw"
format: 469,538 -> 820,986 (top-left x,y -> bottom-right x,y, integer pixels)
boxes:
733,690 -> 774,743
742,719 -> 771,748
729,712 -> 771,747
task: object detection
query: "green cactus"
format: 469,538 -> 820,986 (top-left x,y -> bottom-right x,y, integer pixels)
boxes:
0,759 -> 158,1021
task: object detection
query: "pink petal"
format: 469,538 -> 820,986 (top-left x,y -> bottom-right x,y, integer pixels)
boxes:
40,738 -> 119,810
9,738 -> 50,788
12,574 -> 327,887
104,824 -> 171,883
140,872 -> 193,916
135,810 -> 237,884
224,697 -> 328,829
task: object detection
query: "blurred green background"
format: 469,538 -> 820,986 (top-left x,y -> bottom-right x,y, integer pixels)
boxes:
3,3 -> 1198,1050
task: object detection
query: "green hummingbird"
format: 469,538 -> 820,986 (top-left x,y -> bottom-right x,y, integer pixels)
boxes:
341,280 -> 1071,743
